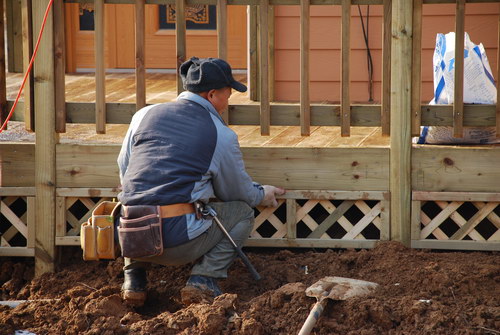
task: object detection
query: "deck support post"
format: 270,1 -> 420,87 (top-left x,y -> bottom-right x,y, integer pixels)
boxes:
33,0 -> 58,275
390,0 -> 412,246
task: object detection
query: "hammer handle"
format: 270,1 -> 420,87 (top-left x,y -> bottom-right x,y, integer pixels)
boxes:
213,216 -> 261,281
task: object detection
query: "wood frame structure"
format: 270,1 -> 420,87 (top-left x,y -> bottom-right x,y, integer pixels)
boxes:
1,0 -> 499,275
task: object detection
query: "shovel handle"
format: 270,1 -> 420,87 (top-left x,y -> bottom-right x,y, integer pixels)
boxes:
298,298 -> 327,335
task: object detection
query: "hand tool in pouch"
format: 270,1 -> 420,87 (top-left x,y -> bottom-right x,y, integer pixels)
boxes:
196,203 -> 261,281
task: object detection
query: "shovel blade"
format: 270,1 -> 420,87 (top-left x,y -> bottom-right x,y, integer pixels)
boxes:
305,276 -> 378,301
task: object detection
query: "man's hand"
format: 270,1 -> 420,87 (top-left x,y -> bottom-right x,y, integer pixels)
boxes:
260,185 -> 286,207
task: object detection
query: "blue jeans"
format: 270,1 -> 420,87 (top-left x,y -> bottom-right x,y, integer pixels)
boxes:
123,201 -> 254,279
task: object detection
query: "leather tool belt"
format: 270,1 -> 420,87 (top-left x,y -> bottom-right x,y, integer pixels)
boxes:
118,203 -> 195,259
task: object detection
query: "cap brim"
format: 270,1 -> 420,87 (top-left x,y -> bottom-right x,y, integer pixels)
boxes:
230,80 -> 247,93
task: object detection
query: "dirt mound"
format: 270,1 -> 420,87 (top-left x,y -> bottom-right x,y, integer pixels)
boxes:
0,242 -> 498,334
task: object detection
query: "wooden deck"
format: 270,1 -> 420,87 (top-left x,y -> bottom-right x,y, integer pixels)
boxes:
3,72 -> 389,147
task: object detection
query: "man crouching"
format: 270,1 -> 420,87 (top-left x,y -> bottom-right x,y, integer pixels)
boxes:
117,57 -> 285,306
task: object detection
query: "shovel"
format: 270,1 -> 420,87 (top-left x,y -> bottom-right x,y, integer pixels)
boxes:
298,276 -> 379,335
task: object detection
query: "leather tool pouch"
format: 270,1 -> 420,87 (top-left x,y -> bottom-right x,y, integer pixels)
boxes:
80,201 -> 121,261
118,205 -> 163,259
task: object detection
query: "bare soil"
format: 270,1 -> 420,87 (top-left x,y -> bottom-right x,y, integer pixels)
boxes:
0,242 -> 498,335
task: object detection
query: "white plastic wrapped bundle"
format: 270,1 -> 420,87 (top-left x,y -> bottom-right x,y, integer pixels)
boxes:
418,32 -> 499,144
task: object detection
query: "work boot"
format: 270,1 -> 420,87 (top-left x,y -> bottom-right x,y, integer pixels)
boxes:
180,275 -> 222,306
122,268 -> 147,307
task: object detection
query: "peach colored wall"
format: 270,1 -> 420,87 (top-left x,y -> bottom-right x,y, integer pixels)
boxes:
274,3 -> 500,103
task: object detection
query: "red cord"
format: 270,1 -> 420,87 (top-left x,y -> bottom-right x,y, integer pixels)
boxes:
0,0 -> 54,133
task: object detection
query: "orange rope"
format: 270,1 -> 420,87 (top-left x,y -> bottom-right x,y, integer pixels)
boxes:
0,0 -> 54,133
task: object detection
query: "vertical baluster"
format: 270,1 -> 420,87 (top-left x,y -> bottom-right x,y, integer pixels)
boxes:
411,0 -> 422,137
341,0 -> 351,137
259,0 -> 270,135
382,0 -> 392,136
217,0 -> 229,123
94,0 -> 106,134
21,0 -> 34,131
54,0 -> 66,133
497,13 -> 500,138
176,0 -> 186,95
453,0 -> 465,138
135,0 -> 146,110
300,0 -> 310,136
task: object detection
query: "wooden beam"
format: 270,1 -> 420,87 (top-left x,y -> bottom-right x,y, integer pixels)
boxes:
0,0 -> 7,128
300,0 -> 310,135
341,0 -> 351,137
27,197 -> 35,248
33,0 -> 57,275
21,0 -> 34,131
94,0 -> 106,134
413,192 -> 500,202
10,100 -> 499,127
453,0 -> 465,138
0,247 -> 35,257
176,0 -> 186,94
0,187 -> 36,196
411,240 -> 500,251
217,0 -> 229,124
390,0 -> 412,246
135,0 -> 146,110
54,0 -> 66,133
56,187 -> 120,197
242,147 -> 389,190
276,190 -> 387,200
259,0 -> 270,135
381,0 -> 391,136
412,146 -> 500,193
410,0 -> 422,137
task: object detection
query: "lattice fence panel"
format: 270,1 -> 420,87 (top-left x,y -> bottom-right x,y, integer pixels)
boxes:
418,201 -> 500,241
0,196 -> 29,247
252,198 -> 385,241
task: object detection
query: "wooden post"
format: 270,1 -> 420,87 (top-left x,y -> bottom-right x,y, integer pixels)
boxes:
217,0 -> 229,124
135,0 -> 146,110
300,0 -> 310,136
411,0 -> 422,137
34,0 -> 57,275
94,0 -> 106,134
341,0 -> 351,137
54,0 -> 66,133
176,0 -> 186,94
259,0 -> 270,135
453,0 -> 465,138
390,0 -> 412,246
0,0 -> 7,127
21,0 -> 34,131
381,0 -> 391,136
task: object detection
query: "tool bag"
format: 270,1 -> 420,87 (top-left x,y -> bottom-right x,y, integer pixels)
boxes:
80,201 -> 121,261
117,205 -> 164,259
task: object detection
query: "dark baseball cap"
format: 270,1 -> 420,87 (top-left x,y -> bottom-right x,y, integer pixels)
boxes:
180,57 -> 247,93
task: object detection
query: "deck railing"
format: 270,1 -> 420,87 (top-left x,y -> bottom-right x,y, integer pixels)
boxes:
1,1 -> 497,137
